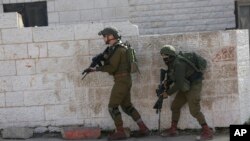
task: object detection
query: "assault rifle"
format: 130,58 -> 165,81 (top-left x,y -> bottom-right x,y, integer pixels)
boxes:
153,69 -> 168,133
81,47 -> 108,80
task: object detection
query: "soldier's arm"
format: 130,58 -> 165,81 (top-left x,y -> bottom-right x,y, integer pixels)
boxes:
96,47 -> 122,73
166,62 -> 186,95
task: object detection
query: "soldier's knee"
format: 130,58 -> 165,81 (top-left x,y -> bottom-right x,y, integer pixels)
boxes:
190,109 -> 200,118
108,107 -> 121,119
122,105 -> 136,116
171,104 -> 181,112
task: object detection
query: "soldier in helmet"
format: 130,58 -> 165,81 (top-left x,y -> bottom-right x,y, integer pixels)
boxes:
159,45 -> 213,140
88,27 -> 149,140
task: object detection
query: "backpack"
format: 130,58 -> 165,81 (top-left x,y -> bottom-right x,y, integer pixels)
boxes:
123,41 -> 140,73
178,51 -> 207,73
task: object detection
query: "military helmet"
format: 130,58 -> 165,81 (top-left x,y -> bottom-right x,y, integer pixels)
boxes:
98,27 -> 121,39
160,45 -> 176,56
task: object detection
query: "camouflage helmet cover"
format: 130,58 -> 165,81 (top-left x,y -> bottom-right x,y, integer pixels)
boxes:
98,27 -> 121,39
160,45 -> 176,56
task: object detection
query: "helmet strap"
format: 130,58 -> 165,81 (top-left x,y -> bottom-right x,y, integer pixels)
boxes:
164,55 -> 176,65
105,35 -> 116,45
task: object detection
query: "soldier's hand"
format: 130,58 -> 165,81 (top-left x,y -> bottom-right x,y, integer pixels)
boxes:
163,80 -> 168,89
84,67 -> 96,73
160,92 -> 169,99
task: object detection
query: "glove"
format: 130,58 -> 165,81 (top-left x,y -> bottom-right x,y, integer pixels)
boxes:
160,91 -> 169,99
163,80 -> 168,89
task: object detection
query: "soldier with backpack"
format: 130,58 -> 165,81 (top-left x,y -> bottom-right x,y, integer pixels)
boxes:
159,45 -> 213,140
86,27 -> 149,140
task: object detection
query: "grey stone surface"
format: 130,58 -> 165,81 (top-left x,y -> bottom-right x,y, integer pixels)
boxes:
34,127 -> 48,134
48,126 -> 62,133
1,127 -> 33,139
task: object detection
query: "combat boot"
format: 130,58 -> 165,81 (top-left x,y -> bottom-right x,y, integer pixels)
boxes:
199,125 -> 213,140
108,126 -> 127,140
160,121 -> 178,137
132,120 -> 150,137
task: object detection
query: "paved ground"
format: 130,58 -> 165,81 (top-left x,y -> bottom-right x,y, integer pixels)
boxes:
0,134 -> 229,141
0,128 -> 230,141
0,135 -> 229,141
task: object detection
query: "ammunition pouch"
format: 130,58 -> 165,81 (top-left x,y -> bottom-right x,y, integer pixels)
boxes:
187,72 -> 203,83
181,79 -> 190,92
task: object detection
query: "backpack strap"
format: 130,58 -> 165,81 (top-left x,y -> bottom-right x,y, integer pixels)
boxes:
177,52 -> 201,73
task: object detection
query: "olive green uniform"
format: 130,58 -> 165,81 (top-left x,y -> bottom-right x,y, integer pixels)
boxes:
166,57 -> 206,125
97,41 -> 141,127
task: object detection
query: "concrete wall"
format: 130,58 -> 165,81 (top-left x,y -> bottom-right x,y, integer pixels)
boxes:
0,0 -> 236,35
0,13 -> 249,130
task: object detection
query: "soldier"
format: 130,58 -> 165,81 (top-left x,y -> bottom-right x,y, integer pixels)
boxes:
159,45 -> 213,140
87,27 -> 149,140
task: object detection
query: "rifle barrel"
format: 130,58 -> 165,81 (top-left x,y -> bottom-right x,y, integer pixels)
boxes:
81,72 -> 88,80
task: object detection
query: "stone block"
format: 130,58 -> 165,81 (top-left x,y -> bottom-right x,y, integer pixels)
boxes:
12,73 -> 66,91
0,46 -> 4,60
108,0 -> 129,7
88,39 -> 105,55
212,63 -> 237,79
28,42 -> 48,58
236,30 -> 249,46
61,127 -> 101,140
2,28 -> 32,44
48,126 -> 62,132
48,12 -> 59,23
0,92 -> 5,107
80,9 -> 102,21
59,11 -> 81,23
2,44 -> 28,60
74,23 -> 104,40
2,127 -> 33,139
0,107 -> 44,122
0,77 -> 13,93
45,104 -> 77,121
116,7 -> 130,18
36,57 -> 77,73
33,26 -> 74,42
237,44 -> 249,62
34,127 -> 48,133
212,47 -> 236,62
47,0 -> 55,12
55,0 -> 94,11
5,91 -> 24,107
16,59 -> 36,75
94,0 -> 108,8
0,12 -> 23,29
101,8 -> 116,19
213,110 -> 241,126
104,21 -> 139,37
220,30 -> 237,47
24,89 -> 72,106
182,32 -> 199,49
48,40 -> 88,57
0,60 -> 16,76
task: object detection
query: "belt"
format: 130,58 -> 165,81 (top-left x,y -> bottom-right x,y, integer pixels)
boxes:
114,72 -> 129,78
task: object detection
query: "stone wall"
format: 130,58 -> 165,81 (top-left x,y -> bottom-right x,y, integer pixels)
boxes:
0,0 -> 235,35
129,0 -> 235,35
0,14 -> 249,130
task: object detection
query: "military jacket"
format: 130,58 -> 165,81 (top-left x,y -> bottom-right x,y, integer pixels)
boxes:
166,57 -> 196,95
96,41 -> 129,75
